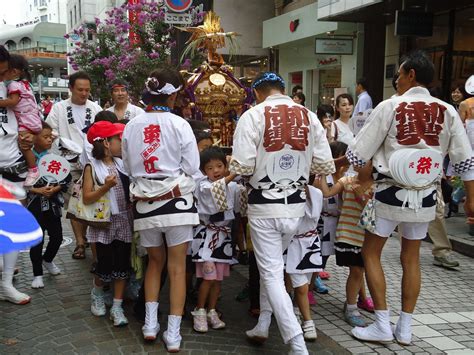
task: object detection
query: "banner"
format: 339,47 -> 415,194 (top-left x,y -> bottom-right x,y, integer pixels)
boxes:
128,0 -> 141,46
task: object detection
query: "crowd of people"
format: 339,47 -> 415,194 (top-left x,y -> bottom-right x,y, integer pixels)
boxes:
1,43 -> 474,355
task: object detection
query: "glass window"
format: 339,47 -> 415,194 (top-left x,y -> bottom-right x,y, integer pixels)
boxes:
74,5 -> 77,25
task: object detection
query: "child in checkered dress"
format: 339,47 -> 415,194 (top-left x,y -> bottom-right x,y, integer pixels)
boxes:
190,147 -> 243,333
82,121 -> 133,328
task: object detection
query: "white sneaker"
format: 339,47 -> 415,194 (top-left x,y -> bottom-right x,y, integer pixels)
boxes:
302,320 -> 317,341
245,324 -> 269,344
90,289 -> 106,316
207,309 -> 225,330
110,306 -> 128,327
43,261 -> 61,275
163,315 -> 182,353
31,276 -> 44,289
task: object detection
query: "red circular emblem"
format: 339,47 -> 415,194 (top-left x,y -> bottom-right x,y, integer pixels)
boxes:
165,0 -> 193,13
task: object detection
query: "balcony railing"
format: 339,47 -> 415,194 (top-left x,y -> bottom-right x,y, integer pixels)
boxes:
9,43 -> 67,60
9,42 -> 67,54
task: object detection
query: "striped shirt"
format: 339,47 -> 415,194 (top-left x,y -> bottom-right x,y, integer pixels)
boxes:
335,177 -> 373,247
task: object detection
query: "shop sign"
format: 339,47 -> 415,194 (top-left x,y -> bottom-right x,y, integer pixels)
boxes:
315,38 -> 353,55
289,19 -> 300,33
316,56 -> 340,68
164,12 -> 192,25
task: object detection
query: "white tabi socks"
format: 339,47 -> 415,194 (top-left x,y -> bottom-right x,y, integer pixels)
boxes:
351,309 -> 394,343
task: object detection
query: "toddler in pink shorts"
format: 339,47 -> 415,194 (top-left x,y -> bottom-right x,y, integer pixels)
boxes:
0,54 -> 42,186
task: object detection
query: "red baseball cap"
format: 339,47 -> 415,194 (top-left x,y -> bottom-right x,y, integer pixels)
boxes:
87,121 -> 125,144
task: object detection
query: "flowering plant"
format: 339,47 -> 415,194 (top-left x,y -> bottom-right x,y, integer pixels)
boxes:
66,0 -> 204,102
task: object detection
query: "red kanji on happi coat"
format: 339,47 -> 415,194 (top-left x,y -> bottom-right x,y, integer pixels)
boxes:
144,156 -> 160,174
143,124 -> 161,144
395,101 -> 446,146
263,104 -> 310,152
141,124 -> 162,173
47,160 -> 62,175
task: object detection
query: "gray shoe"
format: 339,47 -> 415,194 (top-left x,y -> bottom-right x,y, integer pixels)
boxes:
433,254 -> 460,269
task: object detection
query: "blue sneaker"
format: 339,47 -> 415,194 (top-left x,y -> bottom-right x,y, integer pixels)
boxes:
314,276 -> 329,294
343,303 -> 366,327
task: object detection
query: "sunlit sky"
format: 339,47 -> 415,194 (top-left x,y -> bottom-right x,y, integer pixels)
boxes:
0,1 -> 25,26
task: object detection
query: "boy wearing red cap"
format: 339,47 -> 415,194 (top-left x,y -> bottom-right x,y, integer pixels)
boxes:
82,121 -> 133,327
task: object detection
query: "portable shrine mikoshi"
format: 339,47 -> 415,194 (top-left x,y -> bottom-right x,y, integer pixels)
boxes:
178,11 -> 252,148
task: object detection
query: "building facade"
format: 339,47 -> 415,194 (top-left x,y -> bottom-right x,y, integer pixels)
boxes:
0,22 -> 68,98
263,0 -> 363,111
24,0 -> 68,24
318,0 -> 474,102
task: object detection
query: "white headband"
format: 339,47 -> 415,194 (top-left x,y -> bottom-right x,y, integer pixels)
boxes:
145,77 -> 182,95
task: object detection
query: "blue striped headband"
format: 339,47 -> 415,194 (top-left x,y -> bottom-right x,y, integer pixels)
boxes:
252,72 -> 285,90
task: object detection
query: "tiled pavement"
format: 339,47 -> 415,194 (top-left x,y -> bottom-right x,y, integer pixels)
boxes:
1,220 -> 474,354
292,236 -> 474,355
0,223 -> 346,355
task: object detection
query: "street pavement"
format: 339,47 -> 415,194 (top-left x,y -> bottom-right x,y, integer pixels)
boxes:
1,216 -> 474,354
0,220 -> 346,355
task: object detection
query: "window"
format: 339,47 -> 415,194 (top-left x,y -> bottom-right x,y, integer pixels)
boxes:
78,0 -> 81,18
30,4 -> 32,11
34,0 -> 37,6
40,15 -> 48,22
74,5 -> 77,25
70,10 -> 72,28
49,14 -> 51,20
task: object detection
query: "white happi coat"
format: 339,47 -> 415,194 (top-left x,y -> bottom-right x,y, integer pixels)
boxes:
0,82 -> 23,168
191,178 -> 243,264
46,98 -> 101,149
230,94 -> 335,220
284,186 -> 324,274
122,111 -> 200,230
347,86 -> 474,223
107,103 -> 145,121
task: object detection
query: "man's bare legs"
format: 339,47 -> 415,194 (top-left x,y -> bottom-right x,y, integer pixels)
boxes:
351,232 -> 393,342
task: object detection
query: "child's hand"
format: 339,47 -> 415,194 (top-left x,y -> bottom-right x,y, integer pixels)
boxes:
18,132 -> 34,151
104,175 -> 118,189
42,186 -> 59,198
313,175 -> 324,189
32,186 -> 50,197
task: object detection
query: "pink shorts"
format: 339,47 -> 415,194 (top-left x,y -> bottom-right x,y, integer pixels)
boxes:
195,261 -> 230,281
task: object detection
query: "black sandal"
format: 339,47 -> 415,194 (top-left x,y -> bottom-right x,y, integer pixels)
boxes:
72,245 -> 86,259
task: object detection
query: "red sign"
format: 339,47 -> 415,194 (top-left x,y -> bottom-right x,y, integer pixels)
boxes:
165,0 -> 193,13
289,19 -> 300,33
